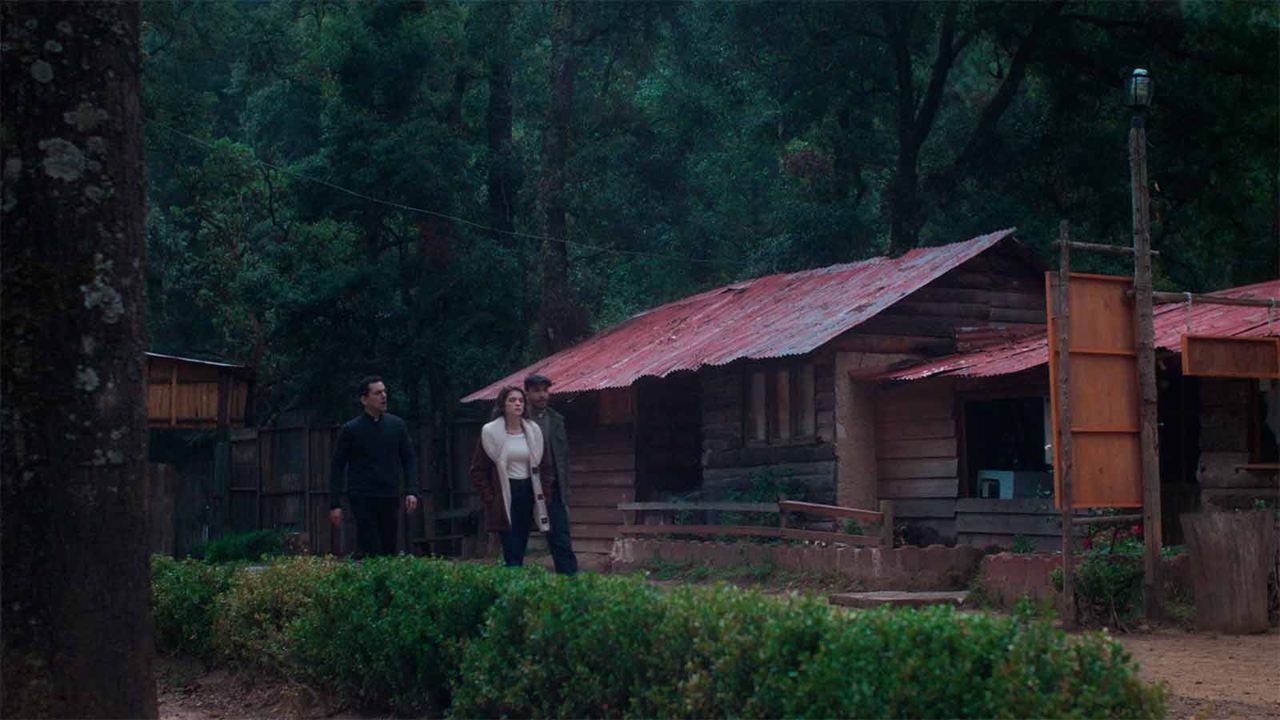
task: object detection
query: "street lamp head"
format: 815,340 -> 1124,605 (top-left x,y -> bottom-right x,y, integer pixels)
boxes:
1126,68 -> 1153,109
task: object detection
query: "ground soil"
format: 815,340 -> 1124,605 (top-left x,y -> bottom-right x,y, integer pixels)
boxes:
156,655 -> 379,720
1116,628 -> 1280,720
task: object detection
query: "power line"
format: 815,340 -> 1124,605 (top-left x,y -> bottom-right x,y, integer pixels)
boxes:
148,120 -> 731,266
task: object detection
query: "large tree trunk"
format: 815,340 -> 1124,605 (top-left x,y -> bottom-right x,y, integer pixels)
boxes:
485,1 -> 519,246
536,0 -> 588,354
1,2 -> 157,717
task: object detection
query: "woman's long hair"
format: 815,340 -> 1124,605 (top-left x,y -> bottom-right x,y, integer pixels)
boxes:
490,385 -> 526,420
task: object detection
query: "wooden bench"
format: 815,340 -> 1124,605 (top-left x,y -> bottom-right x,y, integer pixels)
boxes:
617,499 -> 894,547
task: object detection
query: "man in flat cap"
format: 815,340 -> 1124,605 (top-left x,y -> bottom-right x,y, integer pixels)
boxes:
524,373 -> 578,574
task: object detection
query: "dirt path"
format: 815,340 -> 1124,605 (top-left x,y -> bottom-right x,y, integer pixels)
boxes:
1117,629 -> 1280,719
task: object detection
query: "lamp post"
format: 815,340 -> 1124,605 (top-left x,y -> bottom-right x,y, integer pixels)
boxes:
1128,67 -> 1163,620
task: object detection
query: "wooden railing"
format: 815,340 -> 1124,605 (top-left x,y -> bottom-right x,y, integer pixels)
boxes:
617,499 -> 894,547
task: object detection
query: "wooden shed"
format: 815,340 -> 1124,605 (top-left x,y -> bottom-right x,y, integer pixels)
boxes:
146,352 -> 252,429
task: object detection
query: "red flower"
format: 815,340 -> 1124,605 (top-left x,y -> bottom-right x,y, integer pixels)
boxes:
1131,524 -> 1143,537
1081,536 -> 1092,550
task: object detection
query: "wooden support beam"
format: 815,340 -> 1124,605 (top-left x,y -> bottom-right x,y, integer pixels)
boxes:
1053,240 -> 1160,257
1131,120 -> 1164,621
1052,220 -> 1078,630
1071,513 -> 1143,527
1150,291 -> 1278,308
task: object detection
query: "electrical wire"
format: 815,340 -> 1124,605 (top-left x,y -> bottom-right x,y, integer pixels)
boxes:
148,120 -> 731,265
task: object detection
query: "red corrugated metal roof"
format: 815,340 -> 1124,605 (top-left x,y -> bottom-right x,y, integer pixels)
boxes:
885,277 -> 1280,382
462,228 -> 1019,402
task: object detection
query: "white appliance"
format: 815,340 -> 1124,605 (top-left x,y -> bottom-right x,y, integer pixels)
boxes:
977,470 -> 1052,499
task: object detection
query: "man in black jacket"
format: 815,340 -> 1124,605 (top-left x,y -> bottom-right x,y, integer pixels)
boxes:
329,376 -> 419,556
524,373 -> 578,575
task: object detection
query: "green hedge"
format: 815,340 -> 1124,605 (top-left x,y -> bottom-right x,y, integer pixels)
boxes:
151,556 -> 1164,718
190,529 -> 286,563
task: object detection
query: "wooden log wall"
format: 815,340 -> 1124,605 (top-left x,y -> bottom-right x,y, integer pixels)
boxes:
846,246 -> 1046,348
875,378 -> 960,540
146,356 -> 249,428
1197,378 -> 1279,509
698,356 -> 839,503
566,421 -> 635,556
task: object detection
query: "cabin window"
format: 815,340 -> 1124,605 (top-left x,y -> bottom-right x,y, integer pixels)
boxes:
745,362 -> 816,444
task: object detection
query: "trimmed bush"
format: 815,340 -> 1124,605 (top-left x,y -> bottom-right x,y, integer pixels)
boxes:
151,556 -> 1163,718
287,557 -> 507,715
211,556 -> 336,671
151,555 -> 236,660
450,572 -> 668,718
190,529 -> 285,563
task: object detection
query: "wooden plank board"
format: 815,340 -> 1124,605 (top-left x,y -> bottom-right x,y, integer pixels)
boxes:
956,512 -> 1062,535
877,437 -> 957,460
566,507 -> 627,525
875,418 -> 955,440
572,538 -> 617,554
571,470 -> 635,487
618,501 -> 778,513
570,454 -> 635,473
1047,272 -> 1143,509
778,500 -> 882,523
891,499 -> 958,519
879,477 -> 959,499
879,458 -> 959,480
569,523 -> 623,540
1182,335 -> 1279,379
570,486 -> 635,507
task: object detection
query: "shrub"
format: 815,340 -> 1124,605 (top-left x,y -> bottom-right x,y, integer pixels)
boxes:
211,556 -> 336,672
287,557 -> 507,716
191,529 -> 286,563
151,555 -> 1163,718
789,604 -> 1163,719
450,572 -> 667,719
635,585 -> 837,718
151,555 -> 236,660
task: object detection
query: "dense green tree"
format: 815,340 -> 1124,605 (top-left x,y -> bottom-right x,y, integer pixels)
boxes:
139,0 -> 1278,435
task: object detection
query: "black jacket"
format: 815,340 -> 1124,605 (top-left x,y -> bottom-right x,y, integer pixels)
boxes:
329,412 -> 419,507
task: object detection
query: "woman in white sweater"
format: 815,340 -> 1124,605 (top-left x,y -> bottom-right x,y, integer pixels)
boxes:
468,385 -> 553,566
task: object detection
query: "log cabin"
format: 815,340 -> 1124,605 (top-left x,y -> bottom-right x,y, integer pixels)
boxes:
459,230 -> 1278,563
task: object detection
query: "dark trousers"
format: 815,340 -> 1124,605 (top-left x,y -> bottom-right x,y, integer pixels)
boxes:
499,478 -> 578,575
350,495 -> 400,557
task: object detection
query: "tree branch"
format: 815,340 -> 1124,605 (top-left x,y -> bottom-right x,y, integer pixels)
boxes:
926,1 -> 1066,205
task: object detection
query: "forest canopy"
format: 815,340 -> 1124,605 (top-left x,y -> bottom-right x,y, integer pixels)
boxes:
142,0 -> 1279,428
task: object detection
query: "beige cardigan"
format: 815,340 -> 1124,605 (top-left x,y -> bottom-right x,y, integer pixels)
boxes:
477,417 -> 550,531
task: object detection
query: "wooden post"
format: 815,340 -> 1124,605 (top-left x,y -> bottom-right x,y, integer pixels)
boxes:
1053,220 -> 1077,630
1131,114 -> 1163,620
878,500 -> 894,548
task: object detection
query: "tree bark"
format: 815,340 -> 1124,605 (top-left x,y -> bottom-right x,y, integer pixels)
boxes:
1,2 -> 157,717
537,0 -> 588,354
485,3 -> 519,247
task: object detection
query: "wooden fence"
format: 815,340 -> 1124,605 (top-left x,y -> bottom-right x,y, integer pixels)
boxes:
618,499 -> 895,547
225,425 -> 476,557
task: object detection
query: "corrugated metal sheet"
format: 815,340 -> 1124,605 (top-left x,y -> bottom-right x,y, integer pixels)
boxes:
462,228 -> 1019,402
885,278 -> 1280,382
